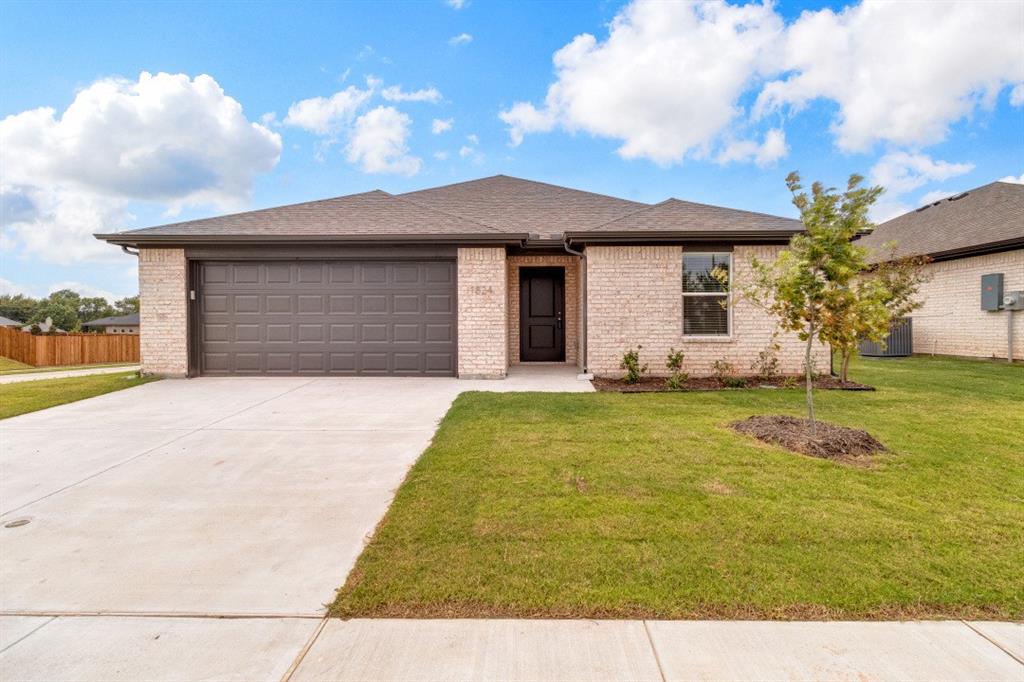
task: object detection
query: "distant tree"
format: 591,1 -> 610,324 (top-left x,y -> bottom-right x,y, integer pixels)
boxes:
78,297 -> 116,324
30,299 -> 79,332
0,294 -> 38,324
113,295 -> 140,315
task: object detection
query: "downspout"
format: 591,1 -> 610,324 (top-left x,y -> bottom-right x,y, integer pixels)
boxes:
121,245 -> 139,257
563,238 -> 588,374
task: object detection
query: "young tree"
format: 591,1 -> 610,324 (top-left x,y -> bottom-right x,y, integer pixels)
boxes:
742,172 -> 882,434
827,251 -> 930,382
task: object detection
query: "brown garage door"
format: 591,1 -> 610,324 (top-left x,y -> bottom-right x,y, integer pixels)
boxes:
197,261 -> 456,376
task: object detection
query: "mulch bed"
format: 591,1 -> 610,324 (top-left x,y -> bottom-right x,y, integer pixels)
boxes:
592,375 -> 874,393
731,415 -> 886,463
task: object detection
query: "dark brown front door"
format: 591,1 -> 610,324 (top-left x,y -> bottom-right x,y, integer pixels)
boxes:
519,267 -> 565,362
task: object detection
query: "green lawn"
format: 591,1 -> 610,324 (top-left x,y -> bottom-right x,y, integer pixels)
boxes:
0,360 -> 138,376
0,371 -> 159,420
0,356 -> 32,372
333,356 -> 1024,620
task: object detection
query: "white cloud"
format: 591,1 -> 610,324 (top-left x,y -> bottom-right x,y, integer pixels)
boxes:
0,71 -> 281,263
345,106 -> 422,176
48,281 -> 126,301
755,1 -> 1024,151
382,85 -> 443,103
0,277 -> 34,297
284,82 -> 375,135
716,128 -> 787,167
431,118 -> 454,134
433,151 -> 450,161
458,145 -> 474,158
499,1 -> 783,164
918,189 -> 956,206
1000,172 -> 1024,184
446,0 -> 467,8
502,0 -> 1024,162
1011,84 -> 1024,107
448,33 -> 473,46
465,133 -> 479,145
868,152 -> 974,223
869,152 -> 974,195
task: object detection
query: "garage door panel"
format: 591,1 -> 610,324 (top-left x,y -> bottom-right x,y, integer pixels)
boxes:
198,261 -> 456,376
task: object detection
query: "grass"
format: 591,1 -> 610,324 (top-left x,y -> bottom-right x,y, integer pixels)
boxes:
0,371 -> 159,420
0,359 -> 138,375
0,356 -> 32,372
332,356 -> 1024,621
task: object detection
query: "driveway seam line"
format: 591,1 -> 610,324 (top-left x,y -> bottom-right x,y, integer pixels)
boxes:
280,616 -> 329,682
0,615 -> 58,654
642,620 -> 668,682
961,620 -> 1024,666
0,379 -> 317,517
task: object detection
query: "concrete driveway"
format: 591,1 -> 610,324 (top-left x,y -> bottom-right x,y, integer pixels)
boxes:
0,368 -> 592,679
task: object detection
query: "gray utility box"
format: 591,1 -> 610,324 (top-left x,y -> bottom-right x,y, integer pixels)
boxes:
981,273 -> 1004,311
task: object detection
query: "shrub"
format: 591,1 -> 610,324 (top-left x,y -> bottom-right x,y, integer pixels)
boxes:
711,359 -> 736,381
782,375 -> 799,389
665,348 -> 688,390
751,334 -> 781,379
620,346 -> 648,384
723,376 -> 748,388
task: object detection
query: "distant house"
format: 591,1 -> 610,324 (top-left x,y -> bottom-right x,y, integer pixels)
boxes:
0,316 -> 22,328
82,313 -> 140,334
857,181 -> 1023,361
21,317 -> 66,334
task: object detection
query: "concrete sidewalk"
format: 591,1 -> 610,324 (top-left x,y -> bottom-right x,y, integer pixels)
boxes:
0,365 -> 140,384
0,617 -> 1019,681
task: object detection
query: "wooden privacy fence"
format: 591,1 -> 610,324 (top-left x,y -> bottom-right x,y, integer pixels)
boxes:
0,326 -> 140,367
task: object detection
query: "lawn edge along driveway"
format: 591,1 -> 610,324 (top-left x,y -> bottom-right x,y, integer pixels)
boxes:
0,371 -> 158,419
331,356 -> 1024,621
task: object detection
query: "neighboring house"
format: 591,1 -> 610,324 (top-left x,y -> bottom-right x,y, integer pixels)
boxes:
858,181 -> 1023,361
0,316 -> 22,328
82,313 -> 140,334
20,317 -> 65,334
96,175 -> 814,378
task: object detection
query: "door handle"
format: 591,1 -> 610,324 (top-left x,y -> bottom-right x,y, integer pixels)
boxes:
556,313 -> 563,330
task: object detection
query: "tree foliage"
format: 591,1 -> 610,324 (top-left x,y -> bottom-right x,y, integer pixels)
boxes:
0,288 -> 138,332
740,172 -> 883,433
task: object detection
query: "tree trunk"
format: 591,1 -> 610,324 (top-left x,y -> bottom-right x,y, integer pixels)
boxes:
805,317 -> 816,436
840,349 -> 851,383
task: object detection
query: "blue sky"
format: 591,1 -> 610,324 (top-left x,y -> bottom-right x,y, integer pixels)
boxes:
2,0 -> 1022,301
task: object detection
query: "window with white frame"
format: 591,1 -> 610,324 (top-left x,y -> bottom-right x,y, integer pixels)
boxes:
682,252 -> 730,336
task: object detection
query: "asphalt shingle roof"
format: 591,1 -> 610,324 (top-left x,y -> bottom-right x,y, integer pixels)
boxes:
97,175 -> 803,243
588,198 -> 801,233
858,181 -> 1024,261
82,313 -> 140,327
399,175 -> 647,237
113,190 -> 503,238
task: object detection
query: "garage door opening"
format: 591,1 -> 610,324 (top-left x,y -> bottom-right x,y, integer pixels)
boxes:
196,260 -> 456,376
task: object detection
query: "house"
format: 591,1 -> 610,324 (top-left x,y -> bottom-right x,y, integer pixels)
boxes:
857,181 -> 1023,361
82,313 -> 140,334
20,317 -> 65,334
0,316 -> 22,328
95,175 -> 815,378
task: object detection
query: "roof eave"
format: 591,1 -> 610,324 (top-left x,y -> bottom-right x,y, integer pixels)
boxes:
94,232 -> 528,248
870,236 -> 1024,263
564,229 -> 802,245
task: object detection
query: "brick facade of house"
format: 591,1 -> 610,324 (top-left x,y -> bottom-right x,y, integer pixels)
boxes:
910,249 -> 1023,360
139,248 -> 189,377
585,245 -> 816,377
456,247 -> 508,378
506,254 -> 581,367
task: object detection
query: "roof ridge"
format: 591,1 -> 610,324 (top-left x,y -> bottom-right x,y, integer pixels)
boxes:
588,198 -> 675,230
662,197 -> 800,222
589,196 -> 799,231
400,173 -> 649,207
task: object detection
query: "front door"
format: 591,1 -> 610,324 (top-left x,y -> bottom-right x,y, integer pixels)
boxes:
519,267 -> 565,362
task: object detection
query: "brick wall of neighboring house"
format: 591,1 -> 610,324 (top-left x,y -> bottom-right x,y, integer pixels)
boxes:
457,247 -> 508,377
139,248 -> 188,376
585,245 -> 816,377
506,254 -> 581,366
910,249 -> 1023,360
